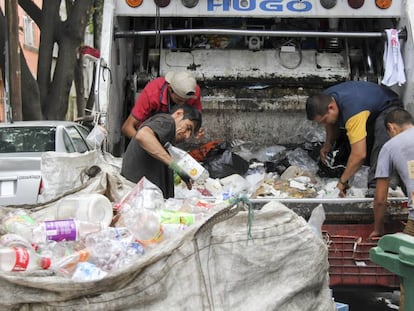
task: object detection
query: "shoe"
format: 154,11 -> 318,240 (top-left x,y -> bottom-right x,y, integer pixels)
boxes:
365,188 -> 376,198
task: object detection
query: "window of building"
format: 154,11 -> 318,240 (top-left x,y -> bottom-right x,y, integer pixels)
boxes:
23,15 -> 35,48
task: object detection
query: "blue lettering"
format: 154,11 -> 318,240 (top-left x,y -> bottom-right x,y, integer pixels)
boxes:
208,0 -> 231,11
207,0 -> 312,12
260,0 -> 283,12
286,0 -> 312,12
233,0 -> 255,11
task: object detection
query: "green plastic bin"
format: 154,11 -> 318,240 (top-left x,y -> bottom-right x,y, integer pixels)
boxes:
370,233 -> 414,311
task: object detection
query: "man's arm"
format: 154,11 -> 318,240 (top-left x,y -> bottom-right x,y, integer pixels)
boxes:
337,138 -> 366,197
135,126 -> 173,165
122,114 -> 139,139
369,178 -> 390,239
320,123 -> 339,163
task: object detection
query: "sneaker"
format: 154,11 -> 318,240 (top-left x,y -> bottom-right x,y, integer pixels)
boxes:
365,188 -> 376,198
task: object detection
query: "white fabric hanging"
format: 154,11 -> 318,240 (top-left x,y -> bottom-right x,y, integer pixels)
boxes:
382,29 -> 406,87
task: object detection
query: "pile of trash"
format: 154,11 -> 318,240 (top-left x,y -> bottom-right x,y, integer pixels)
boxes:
184,139 -> 406,200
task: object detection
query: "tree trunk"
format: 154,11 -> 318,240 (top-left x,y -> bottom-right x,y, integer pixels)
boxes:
41,0 -> 94,120
0,6 -> 41,121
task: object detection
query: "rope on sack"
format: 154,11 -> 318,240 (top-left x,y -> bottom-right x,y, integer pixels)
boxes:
192,196 -> 254,310
237,196 -> 254,241
194,196 -> 254,240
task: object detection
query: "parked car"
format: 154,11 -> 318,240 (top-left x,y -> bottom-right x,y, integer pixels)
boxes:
0,121 -> 92,206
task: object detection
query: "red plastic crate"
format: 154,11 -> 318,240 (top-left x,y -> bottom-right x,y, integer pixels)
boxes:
322,223 -> 404,288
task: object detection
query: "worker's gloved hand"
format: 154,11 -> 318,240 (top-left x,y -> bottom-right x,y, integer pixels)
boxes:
169,162 -> 193,190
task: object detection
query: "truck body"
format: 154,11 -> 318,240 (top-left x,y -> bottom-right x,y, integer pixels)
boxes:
98,0 -> 413,288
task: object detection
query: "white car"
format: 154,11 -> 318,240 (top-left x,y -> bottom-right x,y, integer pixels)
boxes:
0,121 -> 92,206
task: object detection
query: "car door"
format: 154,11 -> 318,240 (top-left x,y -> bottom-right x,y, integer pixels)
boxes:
59,125 -> 91,153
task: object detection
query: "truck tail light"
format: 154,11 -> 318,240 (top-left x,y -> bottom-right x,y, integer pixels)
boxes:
375,0 -> 392,9
154,0 -> 170,7
182,0 -> 198,8
126,0 -> 143,7
348,0 -> 364,9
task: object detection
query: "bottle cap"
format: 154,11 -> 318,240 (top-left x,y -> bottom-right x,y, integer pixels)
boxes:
41,257 -> 51,269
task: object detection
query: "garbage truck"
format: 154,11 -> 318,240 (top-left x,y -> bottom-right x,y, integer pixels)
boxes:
95,0 -> 414,289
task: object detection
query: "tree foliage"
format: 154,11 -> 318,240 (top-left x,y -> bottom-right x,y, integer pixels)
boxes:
0,0 -> 101,121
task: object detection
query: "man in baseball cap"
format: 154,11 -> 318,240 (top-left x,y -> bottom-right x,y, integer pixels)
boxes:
165,71 -> 198,100
122,71 -> 203,141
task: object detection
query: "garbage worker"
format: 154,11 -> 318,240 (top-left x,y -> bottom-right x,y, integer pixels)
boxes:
368,108 -> 414,311
121,104 -> 202,199
306,81 -> 402,198
369,108 -> 414,238
121,71 -> 204,140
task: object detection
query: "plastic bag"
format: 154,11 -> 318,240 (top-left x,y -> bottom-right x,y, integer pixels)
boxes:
86,124 -> 108,149
203,149 -> 249,179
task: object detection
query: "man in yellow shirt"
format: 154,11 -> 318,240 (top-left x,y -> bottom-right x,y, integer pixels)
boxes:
306,81 -> 402,197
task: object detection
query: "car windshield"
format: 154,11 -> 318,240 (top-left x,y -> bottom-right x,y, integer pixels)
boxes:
0,127 -> 56,153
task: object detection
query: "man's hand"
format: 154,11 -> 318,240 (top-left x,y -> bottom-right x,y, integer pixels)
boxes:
169,162 -> 193,190
195,127 -> 205,141
320,143 -> 331,164
336,179 -> 350,198
368,229 -> 384,240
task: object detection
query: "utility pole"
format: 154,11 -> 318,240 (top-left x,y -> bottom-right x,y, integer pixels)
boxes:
5,0 -> 22,121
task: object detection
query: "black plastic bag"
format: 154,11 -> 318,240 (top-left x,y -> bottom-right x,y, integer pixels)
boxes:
203,142 -> 249,179
317,130 -> 350,178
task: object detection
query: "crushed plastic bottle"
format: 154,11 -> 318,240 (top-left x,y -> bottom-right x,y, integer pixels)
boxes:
85,227 -> 145,271
116,207 -> 163,246
51,248 -> 90,276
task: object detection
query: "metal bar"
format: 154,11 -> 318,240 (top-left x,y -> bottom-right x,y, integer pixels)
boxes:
198,197 -> 407,204
114,28 -> 407,40
248,197 -> 407,204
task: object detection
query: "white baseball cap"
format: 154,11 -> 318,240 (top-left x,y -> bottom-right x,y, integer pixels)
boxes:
165,71 -> 197,99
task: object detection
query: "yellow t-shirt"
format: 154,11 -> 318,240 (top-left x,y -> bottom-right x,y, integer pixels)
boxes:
345,110 -> 371,144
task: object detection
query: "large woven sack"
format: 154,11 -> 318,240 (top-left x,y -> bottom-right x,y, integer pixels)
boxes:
0,200 -> 334,311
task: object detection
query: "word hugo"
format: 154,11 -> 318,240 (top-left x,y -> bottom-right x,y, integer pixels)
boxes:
207,0 -> 312,12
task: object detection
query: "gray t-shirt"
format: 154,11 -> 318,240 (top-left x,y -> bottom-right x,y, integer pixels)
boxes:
121,114 -> 176,198
375,126 -> 414,219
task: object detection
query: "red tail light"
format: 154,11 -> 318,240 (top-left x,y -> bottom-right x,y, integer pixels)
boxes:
38,177 -> 43,195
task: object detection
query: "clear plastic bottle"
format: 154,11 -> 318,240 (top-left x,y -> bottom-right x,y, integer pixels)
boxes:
165,142 -> 209,183
0,246 -> 51,272
85,227 -> 145,271
50,248 -> 90,276
116,208 -> 163,246
25,219 -> 104,244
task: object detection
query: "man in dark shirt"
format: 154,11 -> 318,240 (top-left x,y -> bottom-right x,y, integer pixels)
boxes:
121,104 -> 202,198
306,81 -> 402,197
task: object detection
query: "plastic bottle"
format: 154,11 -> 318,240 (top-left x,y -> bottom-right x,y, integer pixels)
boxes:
85,227 -> 145,271
116,208 -> 163,246
165,142 -> 209,183
51,248 -> 90,276
25,219 -> 104,244
0,247 -> 51,272
56,194 -> 113,227
1,211 -> 37,235
0,233 -> 34,249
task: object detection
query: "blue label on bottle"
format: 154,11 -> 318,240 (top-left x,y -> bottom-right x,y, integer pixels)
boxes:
44,219 -> 77,241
